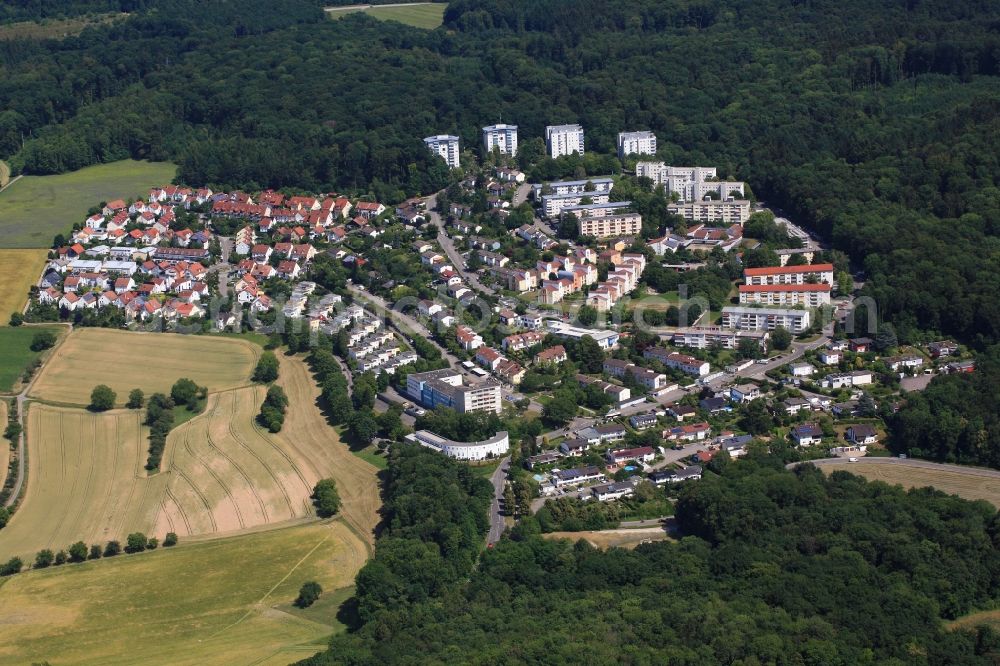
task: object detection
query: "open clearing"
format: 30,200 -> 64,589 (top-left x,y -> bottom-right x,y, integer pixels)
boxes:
0,324 -> 65,394
0,13 -> 123,41
820,460 -> 1000,508
30,328 -> 259,406
0,160 -> 176,249
0,521 -> 362,666
326,3 -> 445,29
0,248 -> 49,321
542,527 -> 672,550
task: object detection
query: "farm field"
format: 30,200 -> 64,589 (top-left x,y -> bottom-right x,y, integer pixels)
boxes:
0,405 -> 162,560
542,527 -> 672,550
326,3 -> 445,29
0,160 -> 176,249
274,354 -> 380,544
29,328 -> 259,406
0,248 -> 49,321
821,460 -> 1000,508
0,521 -> 361,666
0,324 -> 65,393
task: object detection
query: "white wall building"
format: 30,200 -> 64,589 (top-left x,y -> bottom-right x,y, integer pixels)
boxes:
635,163 -> 745,202
423,134 -> 460,169
743,264 -> 835,286
533,176 -> 614,198
738,284 -> 832,307
482,123 -> 518,156
406,430 -> 509,461
667,199 -> 751,225
546,124 -> 585,158
617,131 -> 657,159
540,190 -> 611,218
721,306 -> 812,333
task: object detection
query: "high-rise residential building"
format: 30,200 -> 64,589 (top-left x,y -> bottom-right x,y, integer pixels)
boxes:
545,124 -> 585,158
617,131 -> 657,159
635,163 -> 745,202
482,124 -> 518,156
406,368 -> 502,414
423,135 -> 460,169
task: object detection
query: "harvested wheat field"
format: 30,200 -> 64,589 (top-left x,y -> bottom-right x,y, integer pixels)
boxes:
30,328 -> 259,406
0,404 -> 168,560
542,527 -> 673,550
274,354 -> 381,545
0,248 -> 49,321
0,521 -> 363,666
820,460 -> 1000,508
152,385 -> 316,538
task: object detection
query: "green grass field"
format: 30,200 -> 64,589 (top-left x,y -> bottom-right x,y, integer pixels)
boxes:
0,160 -> 176,249
0,14 -> 122,41
0,325 -> 64,393
326,3 -> 445,29
0,520 -> 362,666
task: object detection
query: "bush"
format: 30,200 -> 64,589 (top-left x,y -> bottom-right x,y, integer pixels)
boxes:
89,384 -> 116,411
35,549 -> 54,568
29,330 -> 56,351
68,541 -> 88,563
146,537 -> 159,550
0,556 -> 22,576
163,532 -> 178,547
170,378 -> 201,410
8,313 -> 23,327
311,478 -> 341,517
0,507 -> 9,529
295,581 -> 323,608
126,388 -> 145,409
1,422 -> 17,442
252,352 -> 279,383
125,532 -> 148,554
104,540 -> 121,557
257,385 -> 289,433
54,550 -> 67,565
88,544 -> 102,560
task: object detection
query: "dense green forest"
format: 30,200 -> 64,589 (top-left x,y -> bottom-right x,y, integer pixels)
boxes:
302,450 -> 1000,664
2,0 -> 999,347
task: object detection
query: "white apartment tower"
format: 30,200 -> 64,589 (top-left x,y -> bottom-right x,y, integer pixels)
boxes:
635,163 -> 745,202
423,135 -> 460,169
546,124 -> 585,158
482,124 -> 518,156
617,131 -> 657,159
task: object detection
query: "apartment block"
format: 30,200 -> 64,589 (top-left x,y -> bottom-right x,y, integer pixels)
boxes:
643,347 -> 710,376
406,368 -> 502,414
532,176 -> 614,198
635,163 -> 745,202
666,199 -> 751,225
546,124 -> 585,158
423,134 -> 460,169
671,326 -> 769,350
743,263 -> 834,286
617,131 -> 656,159
540,190 -> 611,218
738,284 -> 832,307
482,123 -> 518,155
721,306 -> 812,333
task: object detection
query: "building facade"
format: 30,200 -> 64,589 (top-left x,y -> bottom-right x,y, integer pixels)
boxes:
423,134 -> 460,169
546,124 -> 585,158
666,199 -> 751,225
406,430 -> 509,461
482,123 -> 518,155
635,163 -> 745,202
617,131 -> 657,159
671,326 -> 769,350
406,368 -> 502,414
738,284 -> 832,307
721,306 -> 812,333
743,263 -> 835,286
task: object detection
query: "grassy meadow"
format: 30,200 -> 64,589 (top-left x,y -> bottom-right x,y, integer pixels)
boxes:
0,324 -> 65,393
0,160 -> 176,248
0,521 -> 361,665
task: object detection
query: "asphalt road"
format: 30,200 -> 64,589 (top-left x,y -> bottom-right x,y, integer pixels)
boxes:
487,457 -> 511,545
424,192 -> 496,295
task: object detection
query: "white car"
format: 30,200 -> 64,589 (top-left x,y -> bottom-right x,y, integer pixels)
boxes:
848,457 -> 858,463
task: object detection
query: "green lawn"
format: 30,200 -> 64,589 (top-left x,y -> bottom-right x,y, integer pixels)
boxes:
352,445 -> 389,470
326,3 -> 446,30
0,325 -> 64,393
0,160 -> 177,249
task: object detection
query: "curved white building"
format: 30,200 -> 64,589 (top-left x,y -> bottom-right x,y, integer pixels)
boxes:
406,429 -> 509,461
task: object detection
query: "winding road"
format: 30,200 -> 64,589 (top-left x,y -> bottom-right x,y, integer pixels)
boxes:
424,192 -> 496,296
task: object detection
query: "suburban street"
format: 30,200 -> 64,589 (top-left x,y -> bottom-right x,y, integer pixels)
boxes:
424,191 -> 496,295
